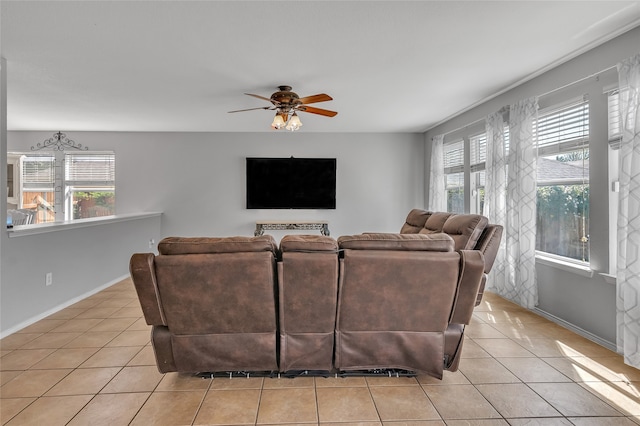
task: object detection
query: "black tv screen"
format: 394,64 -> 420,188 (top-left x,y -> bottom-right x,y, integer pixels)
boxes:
246,157 -> 336,209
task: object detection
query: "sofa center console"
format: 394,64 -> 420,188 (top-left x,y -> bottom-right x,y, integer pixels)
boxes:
254,220 -> 330,236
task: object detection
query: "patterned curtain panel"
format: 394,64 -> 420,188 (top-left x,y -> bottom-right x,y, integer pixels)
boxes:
501,98 -> 539,309
483,111 -> 508,298
616,53 -> 640,369
428,134 -> 446,211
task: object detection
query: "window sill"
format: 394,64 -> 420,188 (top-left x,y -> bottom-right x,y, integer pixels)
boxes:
599,273 -> 617,285
535,252 -> 594,278
6,212 -> 162,238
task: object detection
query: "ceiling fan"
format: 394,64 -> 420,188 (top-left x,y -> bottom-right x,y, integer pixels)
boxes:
228,85 -> 338,131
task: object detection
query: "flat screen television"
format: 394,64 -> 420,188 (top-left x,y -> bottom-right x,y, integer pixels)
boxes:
246,157 -> 336,209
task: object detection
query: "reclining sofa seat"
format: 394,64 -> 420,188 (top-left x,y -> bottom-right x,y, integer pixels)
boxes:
401,209 -> 503,306
334,210 -> 503,378
130,235 -> 279,374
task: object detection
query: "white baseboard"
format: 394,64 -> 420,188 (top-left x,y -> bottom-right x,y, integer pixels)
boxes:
0,274 -> 130,339
533,307 -> 617,353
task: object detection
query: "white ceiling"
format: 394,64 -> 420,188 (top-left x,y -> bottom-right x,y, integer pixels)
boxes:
2,1 -> 640,133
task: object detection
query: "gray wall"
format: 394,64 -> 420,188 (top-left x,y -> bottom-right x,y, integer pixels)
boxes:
425,26 -> 640,347
2,131 -> 424,335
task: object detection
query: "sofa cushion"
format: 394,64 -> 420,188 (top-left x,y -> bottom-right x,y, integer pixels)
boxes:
400,209 -> 433,234
338,233 -> 454,252
441,214 -> 488,250
280,234 -> 339,252
419,212 -> 454,234
158,235 -> 278,255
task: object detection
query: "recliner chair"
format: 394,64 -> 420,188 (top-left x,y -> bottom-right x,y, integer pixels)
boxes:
130,235 -> 279,373
334,210 -> 503,378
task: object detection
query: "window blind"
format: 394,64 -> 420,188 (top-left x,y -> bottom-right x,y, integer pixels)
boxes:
446,172 -> 464,190
22,155 -> 55,188
536,99 -> 589,155
470,133 -> 486,172
65,153 -> 115,184
608,91 -> 621,148
444,140 -> 464,174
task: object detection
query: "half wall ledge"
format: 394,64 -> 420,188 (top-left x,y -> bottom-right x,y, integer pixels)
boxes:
6,212 -> 163,238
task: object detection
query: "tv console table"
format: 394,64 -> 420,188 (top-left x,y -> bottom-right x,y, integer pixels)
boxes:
254,220 -> 330,237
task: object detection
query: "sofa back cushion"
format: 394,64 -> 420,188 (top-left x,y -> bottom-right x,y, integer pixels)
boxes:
279,234 -> 339,252
400,209 -> 433,234
441,214 -> 488,250
338,232 -> 454,252
158,235 -> 278,255
401,209 -> 488,251
419,212 -> 454,234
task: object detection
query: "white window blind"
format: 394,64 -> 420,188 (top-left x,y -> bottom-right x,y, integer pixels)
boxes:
608,91 -> 621,148
444,140 -> 464,174
65,153 -> 115,184
470,133 -> 486,172
536,99 -> 589,155
22,155 -> 55,188
446,172 -> 464,190
607,88 -> 636,150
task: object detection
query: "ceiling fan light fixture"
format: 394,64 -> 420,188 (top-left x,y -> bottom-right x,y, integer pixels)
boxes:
285,112 -> 302,131
271,113 -> 286,129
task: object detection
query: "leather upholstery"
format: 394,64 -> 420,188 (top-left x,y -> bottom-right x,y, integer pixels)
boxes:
158,235 -> 277,255
278,235 -> 339,372
130,235 -> 279,373
335,249 -> 461,378
130,210 -> 502,378
338,232 -> 454,252
401,209 -> 503,305
332,209 -> 501,377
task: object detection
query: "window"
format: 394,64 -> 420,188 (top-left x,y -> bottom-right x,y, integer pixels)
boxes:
65,153 -> 115,220
444,139 -> 464,213
21,154 -> 56,223
535,98 -> 589,263
14,151 -> 115,224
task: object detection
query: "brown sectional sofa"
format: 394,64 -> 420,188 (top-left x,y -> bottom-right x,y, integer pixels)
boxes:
129,209 -> 502,379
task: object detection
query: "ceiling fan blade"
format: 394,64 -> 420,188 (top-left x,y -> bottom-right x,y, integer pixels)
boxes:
297,93 -> 333,105
245,93 -> 279,104
228,106 -> 274,113
297,106 -> 338,117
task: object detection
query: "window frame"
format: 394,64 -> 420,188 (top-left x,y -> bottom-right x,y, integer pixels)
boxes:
534,96 -> 590,265
9,150 -> 116,224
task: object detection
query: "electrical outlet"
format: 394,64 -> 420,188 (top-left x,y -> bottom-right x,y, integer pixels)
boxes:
149,239 -> 155,249
45,272 -> 53,286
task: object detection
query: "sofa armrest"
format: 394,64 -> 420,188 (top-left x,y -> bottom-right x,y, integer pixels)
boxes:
130,253 -> 167,326
474,224 -> 503,273
338,233 -> 454,252
449,250 -> 485,325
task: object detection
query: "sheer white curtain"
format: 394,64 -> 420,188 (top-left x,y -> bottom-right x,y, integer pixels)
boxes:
428,134 -> 446,211
486,98 -> 538,309
616,53 -> 640,369
483,111 -> 507,298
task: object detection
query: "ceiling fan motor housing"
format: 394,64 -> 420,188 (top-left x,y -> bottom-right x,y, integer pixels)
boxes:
270,86 -> 301,109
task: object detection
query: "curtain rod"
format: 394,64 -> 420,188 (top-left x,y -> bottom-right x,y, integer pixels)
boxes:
433,64 -> 617,140
536,64 -> 617,98
433,105 -> 509,140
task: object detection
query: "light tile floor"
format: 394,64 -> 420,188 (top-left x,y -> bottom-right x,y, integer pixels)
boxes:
1,278 -> 639,425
